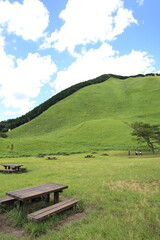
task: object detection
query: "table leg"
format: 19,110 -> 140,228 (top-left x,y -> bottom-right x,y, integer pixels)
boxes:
46,194 -> 50,203
54,192 -> 59,204
23,200 -> 32,213
16,200 -> 30,213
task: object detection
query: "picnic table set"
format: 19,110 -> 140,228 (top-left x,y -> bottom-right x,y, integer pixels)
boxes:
0,182 -> 79,221
0,164 -> 23,173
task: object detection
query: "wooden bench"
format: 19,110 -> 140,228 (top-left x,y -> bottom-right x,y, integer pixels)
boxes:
0,169 -> 16,173
27,198 -> 79,222
0,195 -> 16,205
85,154 -> 95,158
47,157 -> 57,160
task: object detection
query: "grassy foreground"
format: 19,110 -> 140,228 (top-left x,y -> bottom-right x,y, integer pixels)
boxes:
0,152 -> 160,239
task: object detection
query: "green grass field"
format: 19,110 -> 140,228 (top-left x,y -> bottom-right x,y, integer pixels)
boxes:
0,152 -> 160,239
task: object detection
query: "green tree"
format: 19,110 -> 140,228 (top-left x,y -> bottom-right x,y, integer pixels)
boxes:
131,122 -> 160,154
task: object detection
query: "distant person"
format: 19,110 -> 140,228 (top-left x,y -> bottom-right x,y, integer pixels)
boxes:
135,151 -> 142,155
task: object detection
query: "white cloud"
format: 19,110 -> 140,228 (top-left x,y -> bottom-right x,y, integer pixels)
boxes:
41,0 -> 137,54
0,36 -> 15,82
0,51 -> 57,115
0,0 -> 49,41
0,0 -> 55,119
136,0 -> 144,6
107,8 -> 137,40
52,43 -> 155,92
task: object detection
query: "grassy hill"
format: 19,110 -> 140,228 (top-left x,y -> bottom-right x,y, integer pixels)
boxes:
1,75 -> 160,156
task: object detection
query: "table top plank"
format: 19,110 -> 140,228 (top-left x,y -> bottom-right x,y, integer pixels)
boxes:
6,183 -> 68,201
2,164 -> 23,168
7,183 -> 63,194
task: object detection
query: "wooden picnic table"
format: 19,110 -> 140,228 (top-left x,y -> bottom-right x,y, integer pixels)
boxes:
2,183 -> 79,221
2,164 -> 23,171
6,183 -> 68,208
0,164 -> 23,173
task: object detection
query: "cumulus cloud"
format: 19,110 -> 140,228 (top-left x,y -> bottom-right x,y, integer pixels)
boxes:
41,0 -> 137,54
0,35 -> 15,80
0,50 -> 57,115
51,43 -> 155,92
0,0 -> 55,118
0,0 -> 49,41
107,8 -> 137,40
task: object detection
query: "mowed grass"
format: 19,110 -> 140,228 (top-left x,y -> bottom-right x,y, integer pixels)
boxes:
2,76 -> 160,156
0,153 -> 160,239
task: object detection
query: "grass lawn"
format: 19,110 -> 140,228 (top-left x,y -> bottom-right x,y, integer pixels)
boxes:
0,152 -> 160,240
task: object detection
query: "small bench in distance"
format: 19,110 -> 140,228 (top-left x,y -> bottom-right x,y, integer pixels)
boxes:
27,198 -> 79,222
0,169 -> 16,173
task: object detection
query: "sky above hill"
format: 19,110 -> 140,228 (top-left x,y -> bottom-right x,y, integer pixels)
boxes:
0,0 -> 159,121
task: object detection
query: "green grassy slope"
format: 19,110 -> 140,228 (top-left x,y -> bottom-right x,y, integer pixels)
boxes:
2,75 -> 160,156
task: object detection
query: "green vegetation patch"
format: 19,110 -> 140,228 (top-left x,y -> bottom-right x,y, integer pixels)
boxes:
0,153 -> 160,239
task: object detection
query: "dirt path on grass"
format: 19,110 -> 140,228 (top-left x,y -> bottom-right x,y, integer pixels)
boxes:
0,206 -> 95,239
0,212 -> 85,239
0,214 -> 26,238
53,211 -> 86,231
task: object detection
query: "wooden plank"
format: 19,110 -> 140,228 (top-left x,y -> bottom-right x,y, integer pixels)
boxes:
1,164 -> 23,168
0,196 -> 16,204
7,183 -> 68,201
27,198 -> 79,221
7,183 -> 66,195
0,169 -> 16,173
29,199 -> 78,217
28,199 -> 79,221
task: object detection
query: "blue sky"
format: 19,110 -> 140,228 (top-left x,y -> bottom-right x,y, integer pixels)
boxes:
0,0 -> 159,121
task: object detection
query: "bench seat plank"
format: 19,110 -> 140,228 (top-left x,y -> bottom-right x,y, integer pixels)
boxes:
0,195 -> 15,204
0,169 -> 16,173
27,198 -> 79,221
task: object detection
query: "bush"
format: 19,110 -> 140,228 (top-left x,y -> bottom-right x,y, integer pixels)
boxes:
0,132 -> 8,138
